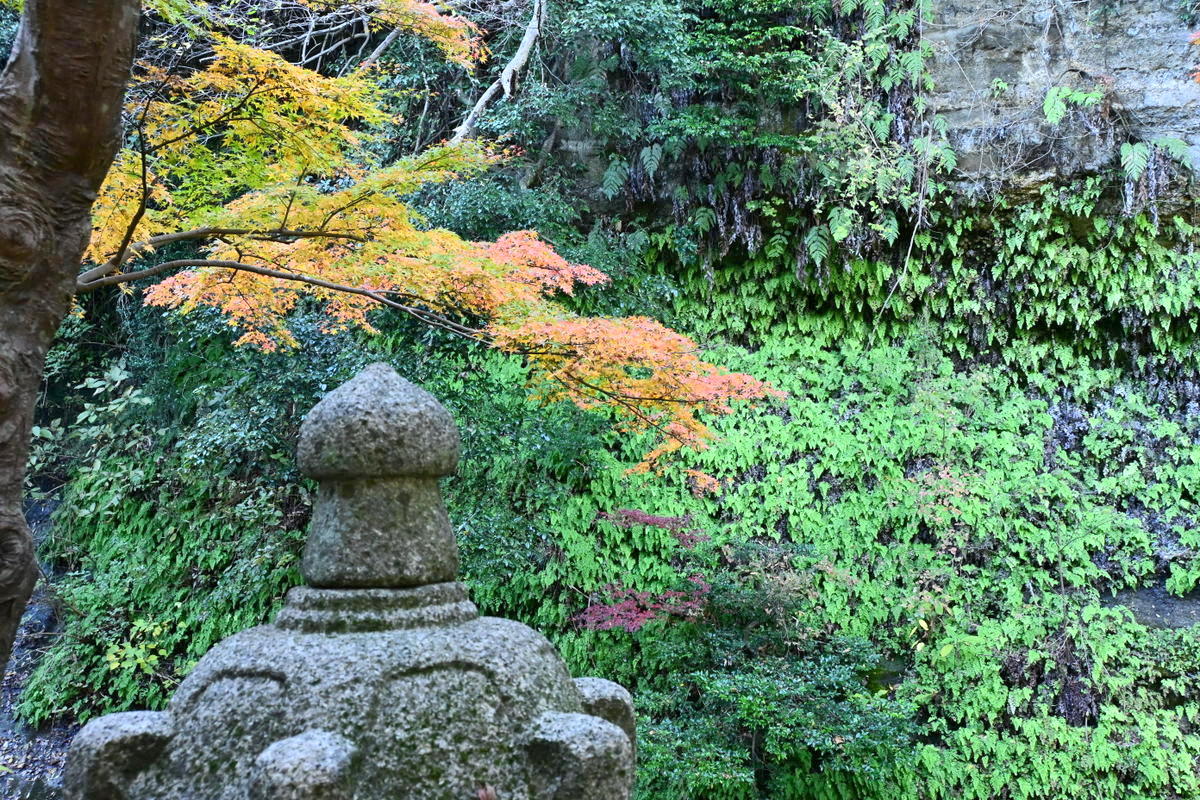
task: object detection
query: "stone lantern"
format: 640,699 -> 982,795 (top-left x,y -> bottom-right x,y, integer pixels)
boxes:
63,363 -> 636,800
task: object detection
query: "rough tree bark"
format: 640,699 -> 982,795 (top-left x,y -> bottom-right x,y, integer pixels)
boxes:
0,0 -> 140,675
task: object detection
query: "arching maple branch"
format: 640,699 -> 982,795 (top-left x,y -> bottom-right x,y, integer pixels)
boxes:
76,227 -> 370,286
77,258 -> 489,342
70,16 -> 778,479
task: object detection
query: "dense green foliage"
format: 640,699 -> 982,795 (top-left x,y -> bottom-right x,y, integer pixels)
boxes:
460,0 -> 953,272
34,303 -> 1200,798
0,4 -> 17,56
19,0 -> 1200,798
673,178 -> 1200,369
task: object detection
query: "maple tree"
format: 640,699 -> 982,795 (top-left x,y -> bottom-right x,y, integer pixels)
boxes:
73,7 -> 779,469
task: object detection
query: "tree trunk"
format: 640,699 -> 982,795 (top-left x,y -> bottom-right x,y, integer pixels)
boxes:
0,0 -> 139,675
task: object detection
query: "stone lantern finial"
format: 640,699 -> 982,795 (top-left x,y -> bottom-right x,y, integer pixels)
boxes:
296,363 -> 460,589
297,363 -> 459,480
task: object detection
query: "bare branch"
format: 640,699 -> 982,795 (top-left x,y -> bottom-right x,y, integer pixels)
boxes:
358,27 -> 403,70
450,0 -> 546,144
109,114 -> 153,272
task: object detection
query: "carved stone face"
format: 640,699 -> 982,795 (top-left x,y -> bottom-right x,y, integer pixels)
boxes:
132,674 -> 289,799
367,667 -> 517,795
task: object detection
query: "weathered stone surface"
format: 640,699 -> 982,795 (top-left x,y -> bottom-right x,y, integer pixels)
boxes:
61,711 -> 170,798
298,364 -> 459,588
303,477 -> 458,588
527,713 -> 634,800
574,678 -> 637,759
275,584 -> 478,633
297,363 -> 459,480
927,0 -> 1200,185
250,730 -> 356,800
64,363 -> 636,800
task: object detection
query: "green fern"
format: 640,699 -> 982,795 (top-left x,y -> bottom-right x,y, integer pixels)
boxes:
1153,136 -> 1194,170
1121,142 -> 1150,181
640,143 -> 664,180
602,155 -> 630,200
804,225 -> 832,267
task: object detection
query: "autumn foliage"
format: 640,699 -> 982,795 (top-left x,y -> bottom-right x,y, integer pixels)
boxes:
76,2 -> 777,469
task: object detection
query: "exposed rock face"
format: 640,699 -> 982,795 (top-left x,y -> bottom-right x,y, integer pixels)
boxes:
63,363 -> 636,800
927,0 -> 1200,185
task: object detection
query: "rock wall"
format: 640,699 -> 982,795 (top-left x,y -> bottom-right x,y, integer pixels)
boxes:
927,0 -> 1200,185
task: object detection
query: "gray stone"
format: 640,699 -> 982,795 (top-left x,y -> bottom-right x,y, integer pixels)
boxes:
1105,582 -> 1200,629
62,711 -> 171,798
574,678 -> 637,760
297,363 -> 459,480
298,365 -> 460,588
250,730 -> 356,800
927,0 -> 1200,188
63,363 -> 636,800
527,713 -> 634,800
303,477 -> 458,588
